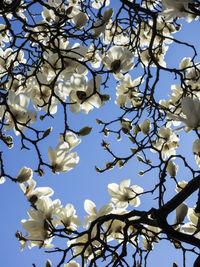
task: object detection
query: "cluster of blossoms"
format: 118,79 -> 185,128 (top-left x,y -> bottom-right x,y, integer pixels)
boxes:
1,0 -> 200,266
16,173 -> 146,261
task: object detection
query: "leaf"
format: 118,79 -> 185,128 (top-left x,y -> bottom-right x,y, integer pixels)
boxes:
78,127 -> 92,136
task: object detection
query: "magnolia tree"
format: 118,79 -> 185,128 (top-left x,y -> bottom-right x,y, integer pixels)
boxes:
2,0 -> 200,266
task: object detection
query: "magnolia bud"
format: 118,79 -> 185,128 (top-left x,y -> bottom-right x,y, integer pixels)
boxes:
175,203 -> 188,224
193,139 -> 200,155
166,160 -> 178,178
46,260 -> 52,267
139,119 -> 151,135
17,167 -> 33,183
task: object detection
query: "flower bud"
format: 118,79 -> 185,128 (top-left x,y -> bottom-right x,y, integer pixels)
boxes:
193,139 -> 200,155
166,160 -> 178,178
17,167 -> 33,183
175,203 -> 188,224
139,119 -> 151,135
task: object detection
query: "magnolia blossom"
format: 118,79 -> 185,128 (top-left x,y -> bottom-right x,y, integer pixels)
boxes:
142,225 -> 161,251
91,0 -> 110,9
120,118 -> 133,134
115,74 -> 143,108
68,233 -> 102,262
151,127 -> 179,160
160,0 -> 195,20
84,199 -> 113,228
102,46 -> 134,74
175,180 -> 188,193
182,208 -> 200,238
19,177 -> 54,205
139,119 -> 151,135
166,160 -> 178,178
64,261 -> 80,267
21,197 -> 60,249
48,142 -> 79,174
68,74 -> 103,114
72,12 -> 88,29
59,132 -> 81,151
92,8 -> 113,37
175,203 -> 188,225
17,167 -> 33,183
168,97 -> 200,132
108,179 -> 143,209
56,203 -> 81,231
4,91 -> 37,135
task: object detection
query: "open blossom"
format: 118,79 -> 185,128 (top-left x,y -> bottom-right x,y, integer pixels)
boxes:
21,197 -> 60,249
102,46 -> 134,74
59,132 -> 81,151
142,225 -> 161,251
108,179 -> 143,209
72,12 -> 88,29
168,97 -> 200,132
4,91 -> 37,135
68,74 -> 103,114
115,74 -> 143,108
19,177 -> 54,205
181,208 -> 200,238
151,127 -> 179,160
68,232 -> 102,262
56,203 -> 81,231
48,142 -> 79,174
84,199 -> 113,228
160,0 -> 195,20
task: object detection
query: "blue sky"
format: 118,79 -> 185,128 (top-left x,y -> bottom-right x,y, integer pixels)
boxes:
1,1 -> 200,267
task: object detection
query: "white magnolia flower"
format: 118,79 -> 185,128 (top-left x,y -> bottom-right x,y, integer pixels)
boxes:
17,167 -> 33,183
142,225 -> 161,251
68,233 -> 101,261
19,178 -> 54,204
166,160 -> 178,178
108,179 -> 143,209
175,203 -> 188,224
139,119 -> 151,135
84,199 -> 114,228
91,0 -> 110,9
56,203 -> 81,231
182,208 -> 200,238
175,180 -> 188,193
0,177 -> 6,184
48,141 -> 79,174
102,46 -> 134,74
59,132 -> 81,151
115,74 -> 143,108
168,97 -> 200,132
193,139 -> 200,155
72,12 -> 88,29
68,74 -> 103,114
120,118 -> 133,134
160,0 -> 195,20
151,127 -> 179,160
21,197 -> 60,249
64,261 -> 80,267
4,91 -> 37,135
